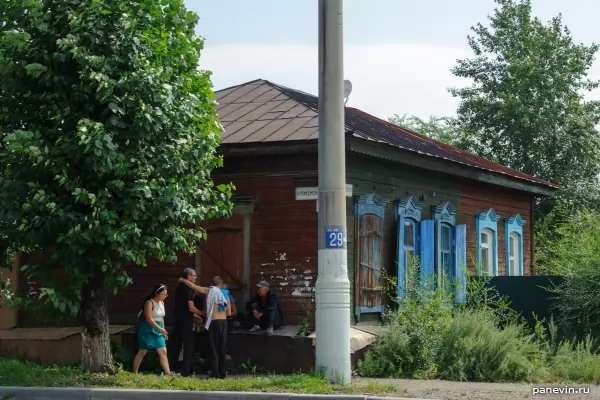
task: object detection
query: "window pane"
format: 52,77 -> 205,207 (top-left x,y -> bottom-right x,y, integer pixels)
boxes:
481,248 -> 489,273
442,253 -> 450,273
481,232 -> 488,244
441,226 -> 450,251
510,260 -> 515,274
509,236 -> 514,257
404,221 -> 414,247
404,250 -> 414,273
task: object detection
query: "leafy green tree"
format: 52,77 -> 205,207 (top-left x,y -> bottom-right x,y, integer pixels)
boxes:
388,114 -> 460,146
537,205 -> 600,339
0,0 -> 232,372
449,0 -> 600,215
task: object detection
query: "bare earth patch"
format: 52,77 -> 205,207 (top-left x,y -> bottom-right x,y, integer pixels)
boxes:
354,377 -> 599,400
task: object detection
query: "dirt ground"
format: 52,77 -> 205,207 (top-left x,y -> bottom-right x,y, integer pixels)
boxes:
355,377 -> 599,400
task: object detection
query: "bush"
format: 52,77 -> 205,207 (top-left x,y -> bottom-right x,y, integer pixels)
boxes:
357,254 -> 600,383
0,270 -> 15,308
357,259 -> 453,378
437,310 -> 549,382
358,256 -> 519,379
537,206 -> 600,341
460,275 -> 519,326
357,296 -> 452,378
357,256 -> 553,382
550,336 -> 600,383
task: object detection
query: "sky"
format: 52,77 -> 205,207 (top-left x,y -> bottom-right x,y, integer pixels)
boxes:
187,0 -> 600,120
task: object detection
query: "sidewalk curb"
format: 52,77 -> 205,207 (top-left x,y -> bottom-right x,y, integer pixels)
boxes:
0,386 -> 428,400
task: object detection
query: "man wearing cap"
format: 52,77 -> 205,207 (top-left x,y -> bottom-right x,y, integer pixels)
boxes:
245,280 -> 283,335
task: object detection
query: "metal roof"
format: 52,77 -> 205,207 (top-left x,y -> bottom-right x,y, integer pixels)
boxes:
215,79 -> 560,191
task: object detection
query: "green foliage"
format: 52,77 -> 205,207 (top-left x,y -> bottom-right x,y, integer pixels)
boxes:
0,0 -> 233,369
358,259 -> 450,378
0,357 -> 398,395
550,336 -> 600,383
536,205 -> 600,277
0,270 -> 14,308
357,256 -> 521,379
463,274 -> 520,326
111,346 -> 136,373
437,309 -> 549,382
388,114 -> 461,146
359,271 -> 453,378
534,205 -> 600,340
534,200 -> 572,276
358,255 -> 600,383
449,0 -> 600,215
299,307 -> 315,337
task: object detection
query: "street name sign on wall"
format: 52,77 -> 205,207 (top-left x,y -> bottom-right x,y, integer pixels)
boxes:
295,185 -> 353,201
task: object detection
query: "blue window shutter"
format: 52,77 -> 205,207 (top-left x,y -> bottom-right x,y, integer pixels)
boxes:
397,215 -> 405,301
455,224 -> 467,304
419,220 -> 435,292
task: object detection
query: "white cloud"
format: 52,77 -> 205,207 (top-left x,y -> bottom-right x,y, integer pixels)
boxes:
201,43 -> 600,121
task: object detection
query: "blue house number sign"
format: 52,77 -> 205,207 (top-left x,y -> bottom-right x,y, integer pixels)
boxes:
325,226 -> 345,249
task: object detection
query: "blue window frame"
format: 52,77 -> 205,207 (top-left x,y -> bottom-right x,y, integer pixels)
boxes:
431,202 -> 466,303
475,209 -> 500,276
504,214 -> 526,276
395,195 -> 423,299
354,193 -> 389,322
432,202 -> 457,290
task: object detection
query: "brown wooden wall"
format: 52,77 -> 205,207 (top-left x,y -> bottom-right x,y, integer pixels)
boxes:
213,152 -> 320,325
227,175 -> 318,325
16,251 -> 195,327
16,152 -> 319,328
459,182 -> 534,276
12,147 -> 539,328
110,153 -> 320,327
113,153 -> 320,326
108,255 -> 196,326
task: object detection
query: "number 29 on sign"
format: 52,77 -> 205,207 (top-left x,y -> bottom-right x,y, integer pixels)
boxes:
325,226 -> 345,249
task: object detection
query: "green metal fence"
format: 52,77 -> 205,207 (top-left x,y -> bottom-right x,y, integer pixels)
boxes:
473,276 -> 564,328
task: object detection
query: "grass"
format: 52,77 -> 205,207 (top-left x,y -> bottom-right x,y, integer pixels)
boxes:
0,358 -> 401,395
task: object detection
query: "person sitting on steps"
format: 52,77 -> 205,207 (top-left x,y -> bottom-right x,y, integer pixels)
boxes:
245,280 -> 283,335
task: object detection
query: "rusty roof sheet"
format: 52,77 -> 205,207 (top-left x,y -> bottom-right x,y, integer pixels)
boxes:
215,79 -> 560,190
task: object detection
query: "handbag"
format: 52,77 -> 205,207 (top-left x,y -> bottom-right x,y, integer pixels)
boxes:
135,300 -> 154,332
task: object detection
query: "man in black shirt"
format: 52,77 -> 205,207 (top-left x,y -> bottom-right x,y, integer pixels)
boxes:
168,268 -> 204,376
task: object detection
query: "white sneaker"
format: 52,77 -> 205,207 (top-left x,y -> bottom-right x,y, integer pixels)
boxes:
249,325 -> 261,333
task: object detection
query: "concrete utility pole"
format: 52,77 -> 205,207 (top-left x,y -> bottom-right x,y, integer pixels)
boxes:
315,0 -> 351,385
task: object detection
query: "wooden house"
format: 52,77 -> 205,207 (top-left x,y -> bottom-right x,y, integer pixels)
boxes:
12,79 -> 560,329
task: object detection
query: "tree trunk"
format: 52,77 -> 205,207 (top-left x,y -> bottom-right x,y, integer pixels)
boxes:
79,279 -> 112,373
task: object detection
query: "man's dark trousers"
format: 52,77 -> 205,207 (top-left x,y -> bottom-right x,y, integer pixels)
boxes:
247,301 -> 282,329
168,320 -> 194,377
208,319 -> 228,379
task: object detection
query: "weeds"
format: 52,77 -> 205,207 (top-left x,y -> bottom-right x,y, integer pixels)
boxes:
0,357 -> 397,395
299,307 -> 315,337
357,255 -> 600,383
437,310 -> 549,382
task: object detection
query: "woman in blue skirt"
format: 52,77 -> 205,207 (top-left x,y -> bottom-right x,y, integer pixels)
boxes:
133,284 -> 172,374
